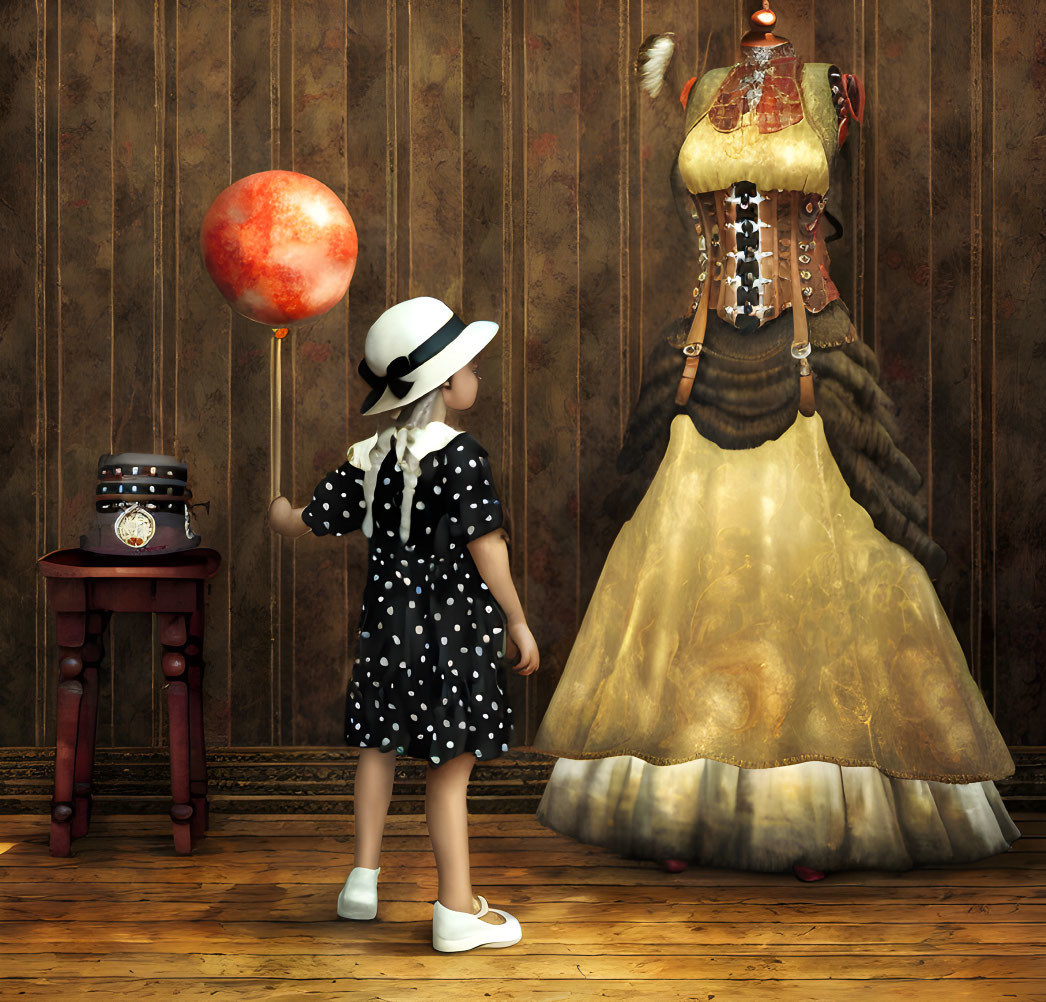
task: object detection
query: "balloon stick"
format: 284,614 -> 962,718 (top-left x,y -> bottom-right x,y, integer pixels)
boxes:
271,328 -> 288,500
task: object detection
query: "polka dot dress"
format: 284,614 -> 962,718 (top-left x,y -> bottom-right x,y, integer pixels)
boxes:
302,432 -> 514,766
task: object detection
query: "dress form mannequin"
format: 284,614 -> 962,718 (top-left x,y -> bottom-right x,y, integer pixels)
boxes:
533,5 -> 1018,875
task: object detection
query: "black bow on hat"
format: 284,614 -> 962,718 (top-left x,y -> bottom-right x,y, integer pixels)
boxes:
358,313 -> 466,413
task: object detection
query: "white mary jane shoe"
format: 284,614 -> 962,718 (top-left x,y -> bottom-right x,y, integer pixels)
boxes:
432,895 -> 522,953
337,866 -> 380,920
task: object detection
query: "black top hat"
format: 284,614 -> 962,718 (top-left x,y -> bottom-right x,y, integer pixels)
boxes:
81,452 -> 203,556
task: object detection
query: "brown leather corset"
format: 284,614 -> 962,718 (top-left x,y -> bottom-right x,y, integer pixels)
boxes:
674,184 -> 851,414
689,185 -> 839,331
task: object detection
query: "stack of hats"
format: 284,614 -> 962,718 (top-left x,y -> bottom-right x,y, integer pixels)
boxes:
80,452 -> 202,556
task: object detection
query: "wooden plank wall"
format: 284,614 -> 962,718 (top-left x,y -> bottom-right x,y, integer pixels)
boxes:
1,0 -> 1044,756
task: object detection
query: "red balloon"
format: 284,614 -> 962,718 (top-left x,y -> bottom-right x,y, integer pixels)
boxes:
200,170 -> 357,327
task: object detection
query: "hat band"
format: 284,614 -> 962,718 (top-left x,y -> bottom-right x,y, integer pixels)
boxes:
359,312 -> 467,412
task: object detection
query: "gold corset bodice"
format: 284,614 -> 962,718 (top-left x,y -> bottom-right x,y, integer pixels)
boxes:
678,48 -> 843,198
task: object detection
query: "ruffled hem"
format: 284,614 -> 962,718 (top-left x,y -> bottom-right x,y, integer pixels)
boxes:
536,755 -> 1020,872
350,734 -> 513,767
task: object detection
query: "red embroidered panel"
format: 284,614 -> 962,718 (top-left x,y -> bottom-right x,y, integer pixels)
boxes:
708,56 -> 805,135
707,64 -> 748,131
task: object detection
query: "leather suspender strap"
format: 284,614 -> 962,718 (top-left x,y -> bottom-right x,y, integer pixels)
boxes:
790,191 -> 816,417
675,283 -> 710,406
675,198 -> 713,406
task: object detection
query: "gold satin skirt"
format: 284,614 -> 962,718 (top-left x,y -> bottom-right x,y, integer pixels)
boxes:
534,414 -> 1018,869
534,413 -> 1013,783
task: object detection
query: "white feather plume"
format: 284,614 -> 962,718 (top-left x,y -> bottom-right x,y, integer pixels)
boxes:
635,33 -> 676,98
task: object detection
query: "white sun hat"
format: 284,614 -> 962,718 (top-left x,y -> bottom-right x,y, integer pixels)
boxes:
358,296 -> 499,416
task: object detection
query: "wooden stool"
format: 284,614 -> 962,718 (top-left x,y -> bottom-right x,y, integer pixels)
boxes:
37,548 -> 222,856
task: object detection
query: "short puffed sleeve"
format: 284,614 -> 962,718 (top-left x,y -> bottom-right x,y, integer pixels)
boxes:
443,435 -> 504,541
301,461 -> 366,536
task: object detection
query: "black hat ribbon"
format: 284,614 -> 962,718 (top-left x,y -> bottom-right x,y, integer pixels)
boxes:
358,312 -> 467,413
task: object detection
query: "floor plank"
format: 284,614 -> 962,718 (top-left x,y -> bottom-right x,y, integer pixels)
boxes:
1,919 -> 1044,952
1,952 -> 1041,979
1,979 -> 1043,1001
3,895 -> 1045,924
1,813 -> 1041,838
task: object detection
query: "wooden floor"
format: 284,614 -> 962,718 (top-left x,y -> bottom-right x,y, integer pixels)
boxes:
0,814 -> 1043,1001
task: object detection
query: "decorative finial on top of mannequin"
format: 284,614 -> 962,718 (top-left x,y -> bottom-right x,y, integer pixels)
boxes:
741,1 -> 788,48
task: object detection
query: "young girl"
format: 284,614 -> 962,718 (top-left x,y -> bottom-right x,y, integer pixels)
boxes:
268,296 -> 539,952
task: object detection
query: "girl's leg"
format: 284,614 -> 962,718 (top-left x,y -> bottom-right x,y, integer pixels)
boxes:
425,752 -> 478,913
353,748 -> 397,869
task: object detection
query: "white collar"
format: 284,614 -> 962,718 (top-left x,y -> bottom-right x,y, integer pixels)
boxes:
347,422 -> 463,541
346,421 -> 462,471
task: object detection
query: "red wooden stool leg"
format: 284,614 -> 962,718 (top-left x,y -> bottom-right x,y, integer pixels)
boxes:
187,600 -> 208,837
72,618 -> 106,839
160,613 -> 193,854
51,645 -> 86,857
187,661 -> 208,839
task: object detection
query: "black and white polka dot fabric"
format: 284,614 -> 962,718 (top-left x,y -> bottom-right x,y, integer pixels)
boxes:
301,432 -> 514,767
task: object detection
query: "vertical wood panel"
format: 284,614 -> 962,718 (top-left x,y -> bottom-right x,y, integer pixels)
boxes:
624,0 -> 641,410
0,3 -> 43,746
928,2 -> 976,671
872,0 -> 931,494
393,1 -> 410,305
991,1 -> 1046,745
773,0 -> 814,59
461,0 -> 505,458
972,0 -> 995,712
227,0 -> 276,746
523,0 -> 581,729
577,0 -> 629,616
58,0 -> 114,540
697,0 -> 738,106
408,0 -> 464,305
111,1 -> 157,456
860,0 -> 878,360
40,0 -> 63,747
176,0 -> 233,747
159,0 -> 178,460
289,0 -> 350,745
637,0 -> 696,383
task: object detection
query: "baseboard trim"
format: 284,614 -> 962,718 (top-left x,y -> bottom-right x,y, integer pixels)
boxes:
2,746 -> 1043,815
0,746 -> 554,815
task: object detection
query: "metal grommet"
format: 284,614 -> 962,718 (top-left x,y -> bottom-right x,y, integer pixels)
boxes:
798,254 -> 811,264
683,343 -> 703,357
800,269 -> 812,280
802,286 -> 813,297
697,272 -> 707,283
791,341 -> 811,360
